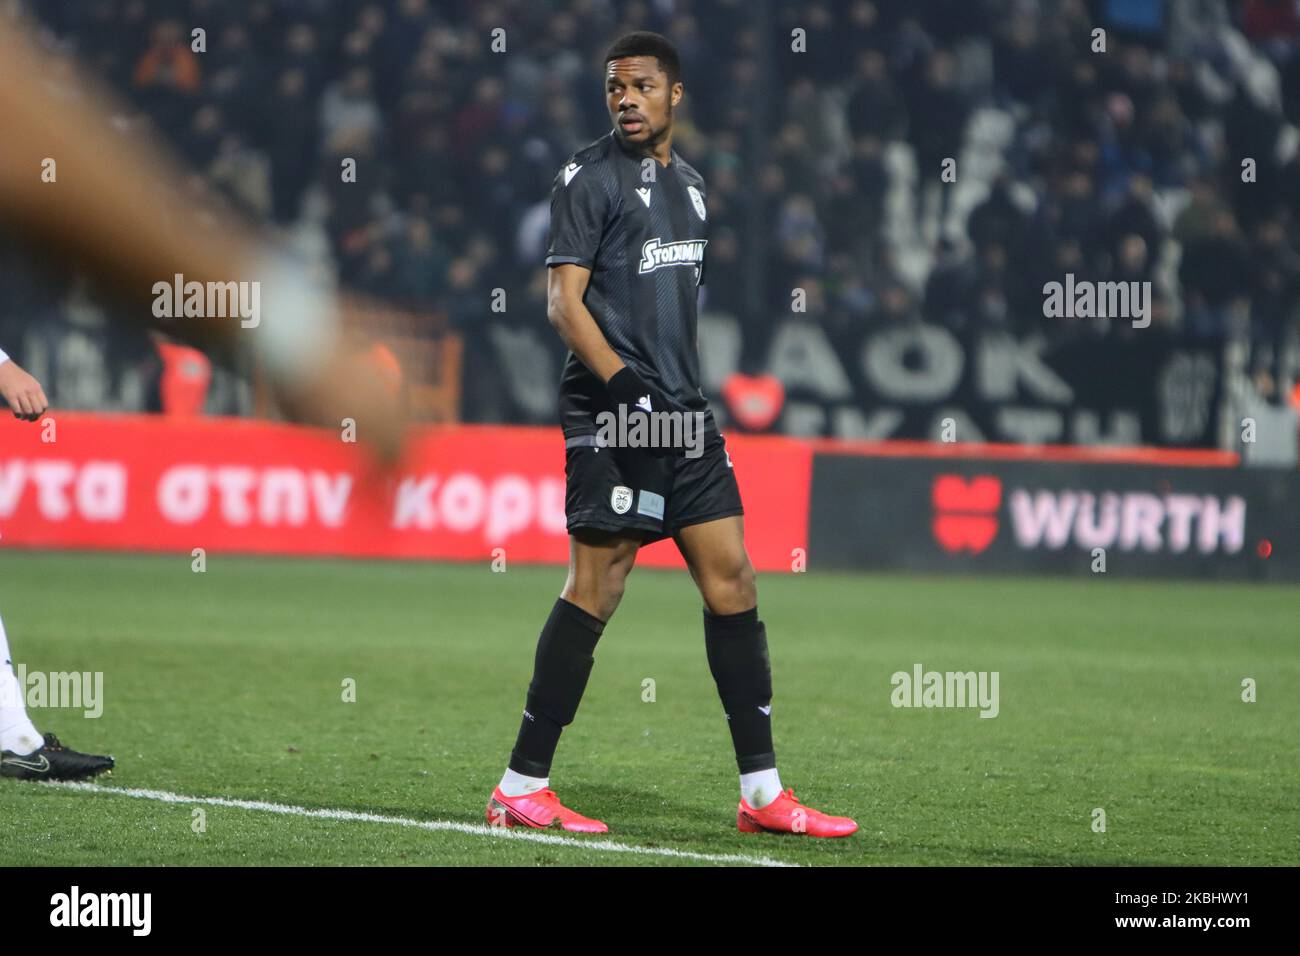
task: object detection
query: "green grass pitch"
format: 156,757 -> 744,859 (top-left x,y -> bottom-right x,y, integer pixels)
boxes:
0,551 -> 1295,866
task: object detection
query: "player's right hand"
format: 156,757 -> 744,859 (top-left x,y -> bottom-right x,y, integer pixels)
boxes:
606,364 -> 676,414
606,365 -> 686,458
0,358 -> 49,421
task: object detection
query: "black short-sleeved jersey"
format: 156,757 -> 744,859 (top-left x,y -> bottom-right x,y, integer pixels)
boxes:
545,130 -> 716,438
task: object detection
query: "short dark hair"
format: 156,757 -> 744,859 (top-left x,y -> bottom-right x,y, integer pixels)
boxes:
604,31 -> 681,86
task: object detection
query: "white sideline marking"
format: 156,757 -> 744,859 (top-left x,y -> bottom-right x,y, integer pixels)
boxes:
52,782 -> 797,867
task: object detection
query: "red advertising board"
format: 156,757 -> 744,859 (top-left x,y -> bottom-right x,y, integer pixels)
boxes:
0,415 -> 810,571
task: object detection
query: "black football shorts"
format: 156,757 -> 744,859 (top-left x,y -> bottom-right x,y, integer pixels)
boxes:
563,430 -> 744,543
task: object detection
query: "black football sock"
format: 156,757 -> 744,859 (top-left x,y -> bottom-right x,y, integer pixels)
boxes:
704,606 -> 776,773
507,598 -> 605,779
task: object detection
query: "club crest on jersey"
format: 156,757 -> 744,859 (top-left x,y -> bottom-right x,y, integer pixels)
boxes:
610,485 -> 633,515
687,185 -> 706,220
638,238 -> 707,275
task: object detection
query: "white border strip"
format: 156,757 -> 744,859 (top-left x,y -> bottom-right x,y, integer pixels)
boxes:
51,782 -> 797,867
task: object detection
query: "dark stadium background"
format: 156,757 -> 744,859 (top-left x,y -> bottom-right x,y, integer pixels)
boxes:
1,0 -> 1296,447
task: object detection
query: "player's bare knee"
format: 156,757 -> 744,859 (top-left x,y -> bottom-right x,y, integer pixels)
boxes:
601,551 -> 638,614
562,581 -> 616,622
736,560 -> 757,608
601,579 -> 627,618
701,559 -> 756,615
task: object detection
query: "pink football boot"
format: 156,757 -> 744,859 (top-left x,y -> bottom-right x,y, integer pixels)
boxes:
486,786 -> 609,834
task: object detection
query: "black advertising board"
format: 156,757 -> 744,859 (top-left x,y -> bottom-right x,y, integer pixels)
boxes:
808,452 -> 1297,580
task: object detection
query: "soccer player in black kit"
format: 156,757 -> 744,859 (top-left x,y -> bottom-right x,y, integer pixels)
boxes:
486,32 -> 856,837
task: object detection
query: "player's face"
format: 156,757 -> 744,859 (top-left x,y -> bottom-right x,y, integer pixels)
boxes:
606,56 -> 681,149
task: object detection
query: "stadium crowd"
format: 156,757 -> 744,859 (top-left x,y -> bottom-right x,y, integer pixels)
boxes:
1,0 -> 1297,422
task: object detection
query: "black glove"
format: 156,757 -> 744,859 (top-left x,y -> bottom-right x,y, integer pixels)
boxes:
605,366 -> 682,458
606,366 -> 676,416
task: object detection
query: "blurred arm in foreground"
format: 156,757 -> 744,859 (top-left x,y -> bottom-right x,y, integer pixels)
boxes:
0,16 -> 406,461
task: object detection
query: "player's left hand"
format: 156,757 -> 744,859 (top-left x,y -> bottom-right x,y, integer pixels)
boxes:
0,358 -> 49,421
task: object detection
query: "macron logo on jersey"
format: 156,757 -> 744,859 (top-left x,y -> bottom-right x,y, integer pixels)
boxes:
563,162 -> 582,185
638,238 -> 707,275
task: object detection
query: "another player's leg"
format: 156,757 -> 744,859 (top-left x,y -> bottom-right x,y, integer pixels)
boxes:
0,609 -> 114,781
486,529 -> 640,833
675,515 -> 856,837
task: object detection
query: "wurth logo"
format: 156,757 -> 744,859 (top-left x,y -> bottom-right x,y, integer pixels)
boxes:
1008,490 -> 1245,554
931,476 -> 1001,554
931,476 -> 1248,556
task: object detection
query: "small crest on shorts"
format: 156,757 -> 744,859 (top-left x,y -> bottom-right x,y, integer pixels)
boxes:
610,485 -> 633,515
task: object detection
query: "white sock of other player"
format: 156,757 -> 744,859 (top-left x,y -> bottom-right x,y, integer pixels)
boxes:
498,768 -> 549,797
740,768 -> 784,809
0,610 -> 43,755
